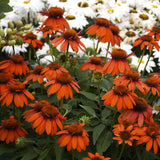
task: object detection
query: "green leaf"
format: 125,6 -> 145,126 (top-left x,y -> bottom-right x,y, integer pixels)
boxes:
21,150 -> 38,160
96,130 -> 113,155
53,136 -> 64,160
79,91 -> 98,101
101,108 -> 111,120
37,149 -> 50,160
0,144 -> 16,155
93,124 -> 105,145
63,104 -> 72,116
0,0 -> 12,18
79,104 -> 96,117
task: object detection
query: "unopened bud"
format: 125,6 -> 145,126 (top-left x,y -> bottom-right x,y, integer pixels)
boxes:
8,22 -> 14,29
0,29 -> 5,37
6,28 -> 13,36
16,36 -> 24,45
0,40 -> 6,46
127,57 -> 132,64
130,65 -> 137,71
8,39 -> 16,46
23,24 -> 31,30
79,115 -> 90,126
94,71 -> 103,80
16,137 -> 27,148
16,20 -> 23,29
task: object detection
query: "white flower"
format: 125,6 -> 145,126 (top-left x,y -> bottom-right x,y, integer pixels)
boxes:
9,0 -> 44,22
0,11 -> 21,28
2,43 -> 29,55
153,98 -> 160,115
64,13 -> 88,30
36,43 -> 54,65
131,55 -> 156,73
129,10 -> 156,29
119,28 -> 140,45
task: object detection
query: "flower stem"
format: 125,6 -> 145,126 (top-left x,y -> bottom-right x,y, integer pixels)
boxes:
72,149 -> 75,160
97,80 -> 102,113
105,42 -> 110,63
110,109 -> 117,130
28,45 -> 32,69
94,39 -> 100,56
33,47 -> 40,65
60,98 -> 64,114
48,35 -> 55,61
86,71 -> 93,91
64,45 -> 69,68
136,48 -> 145,72
142,50 -> 152,77
118,143 -> 125,160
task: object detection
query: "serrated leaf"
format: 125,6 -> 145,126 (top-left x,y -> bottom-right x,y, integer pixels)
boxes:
79,104 -> 96,117
79,91 -> 98,101
21,150 -> 38,160
93,124 -> 105,145
96,130 -> 113,155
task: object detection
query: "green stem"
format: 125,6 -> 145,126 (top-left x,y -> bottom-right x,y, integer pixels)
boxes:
136,48 -> 145,72
28,45 -> 32,69
86,71 -> 93,91
48,35 -> 55,62
47,135 -> 50,148
118,143 -> 125,160
97,80 -> 102,113
72,149 -> 75,160
17,108 -> 20,124
143,150 -> 148,160
64,45 -> 69,68
33,47 -> 40,65
105,42 -> 110,63
41,84 -> 44,99
60,98 -> 64,114
142,50 -> 152,77
94,39 -> 100,56
110,109 -> 117,130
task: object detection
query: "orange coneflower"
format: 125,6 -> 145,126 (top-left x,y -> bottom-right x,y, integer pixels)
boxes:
80,56 -> 104,72
57,123 -> 89,152
23,100 -> 51,122
25,65 -> 44,84
40,7 -> 69,31
37,25 -> 53,38
110,24 -> 123,46
133,35 -> 160,51
145,26 -> 160,41
20,32 -> 43,49
23,104 -> 66,135
82,152 -> 111,160
50,29 -> 86,53
41,62 -> 68,81
143,76 -> 160,95
86,18 -> 114,43
103,49 -> 132,76
113,70 -> 148,93
0,80 -> 35,107
113,123 -> 139,146
0,116 -> 28,144
101,84 -> 137,111
119,97 -> 153,127
44,72 -> 80,100
0,72 -> 13,95
0,54 -> 29,76
136,118 -> 160,154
